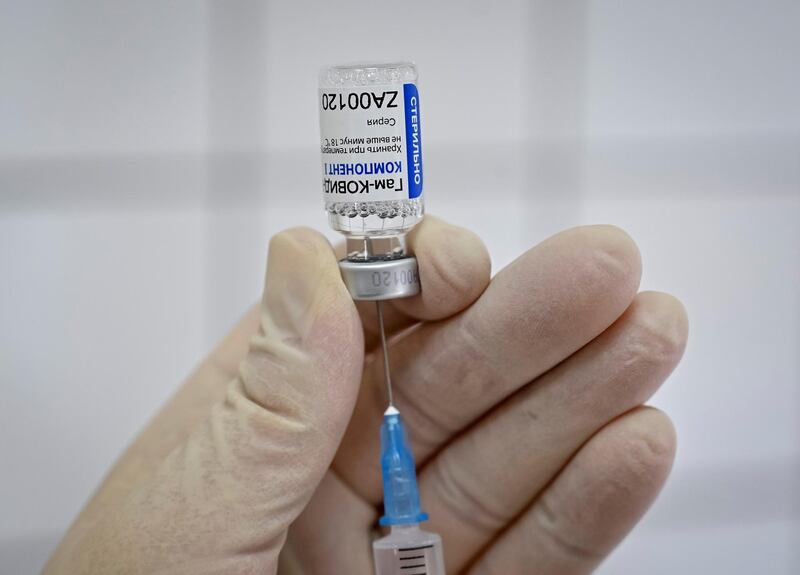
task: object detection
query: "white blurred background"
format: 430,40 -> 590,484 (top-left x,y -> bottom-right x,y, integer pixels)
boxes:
1,1 -> 798,572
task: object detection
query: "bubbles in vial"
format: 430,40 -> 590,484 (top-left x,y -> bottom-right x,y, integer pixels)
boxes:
325,199 -> 423,236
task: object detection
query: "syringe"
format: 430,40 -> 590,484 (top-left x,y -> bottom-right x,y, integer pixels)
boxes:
372,302 -> 446,575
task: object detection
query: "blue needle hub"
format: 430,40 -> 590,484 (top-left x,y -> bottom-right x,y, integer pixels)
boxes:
379,407 -> 429,526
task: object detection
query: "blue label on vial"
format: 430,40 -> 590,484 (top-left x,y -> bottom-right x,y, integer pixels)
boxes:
403,83 -> 423,199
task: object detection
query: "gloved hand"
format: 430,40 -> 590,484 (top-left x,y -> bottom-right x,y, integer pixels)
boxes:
44,216 -> 687,575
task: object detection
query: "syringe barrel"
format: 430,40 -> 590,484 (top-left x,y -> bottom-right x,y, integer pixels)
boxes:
318,62 -> 424,240
373,524 -> 446,575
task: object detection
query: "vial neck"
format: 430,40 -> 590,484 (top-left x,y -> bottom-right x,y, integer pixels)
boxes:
345,235 -> 408,262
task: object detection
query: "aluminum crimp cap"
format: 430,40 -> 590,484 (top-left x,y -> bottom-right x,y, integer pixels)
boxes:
338,256 -> 420,301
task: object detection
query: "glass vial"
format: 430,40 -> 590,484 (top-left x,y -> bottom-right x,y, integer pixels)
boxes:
319,62 -> 424,242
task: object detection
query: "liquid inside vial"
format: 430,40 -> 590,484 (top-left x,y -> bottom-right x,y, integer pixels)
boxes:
319,62 -> 424,238
373,525 -> 446,575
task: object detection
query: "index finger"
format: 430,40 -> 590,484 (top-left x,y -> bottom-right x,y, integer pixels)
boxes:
349,215 -> 492,350
333,225 -> 642,503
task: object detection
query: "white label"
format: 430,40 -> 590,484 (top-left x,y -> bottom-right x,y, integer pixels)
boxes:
319,83 -> 423,203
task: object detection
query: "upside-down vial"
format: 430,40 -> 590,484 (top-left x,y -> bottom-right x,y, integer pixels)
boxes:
317,63 -> 443,574
319,62 -> 424,255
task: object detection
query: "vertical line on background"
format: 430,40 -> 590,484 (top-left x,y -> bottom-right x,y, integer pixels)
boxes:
525,0 -> 590,241
205,0 -> 270,346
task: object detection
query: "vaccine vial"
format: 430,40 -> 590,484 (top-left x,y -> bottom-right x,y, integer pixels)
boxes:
319,62 -> 424,253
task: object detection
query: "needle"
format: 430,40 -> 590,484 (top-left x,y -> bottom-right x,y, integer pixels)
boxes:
375,300 -> 394,407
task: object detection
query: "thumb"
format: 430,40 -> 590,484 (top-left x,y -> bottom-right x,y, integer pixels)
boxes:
57,228 -> 364,575
236,226 -> 365,532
